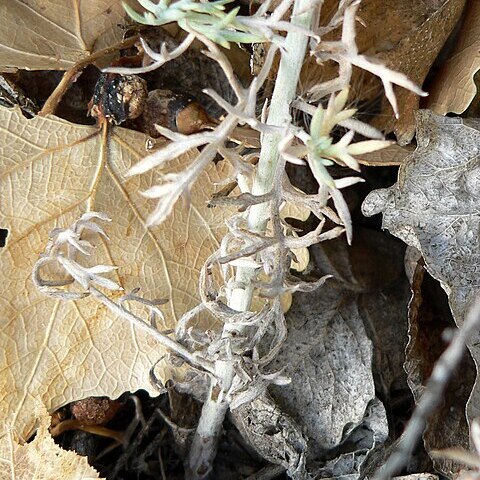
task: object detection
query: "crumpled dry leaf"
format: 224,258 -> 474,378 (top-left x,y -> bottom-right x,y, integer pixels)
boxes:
427,0 -> 480,115
269,282 -> 378,452
362,110 -> 480,433
268,231 -> 407,451
0,404 -> 103,480
0,105 -> 233,440
235,229 -> 409,477
303,0 -> 465,145
231,393 -> 309,480
0,0 -> 126,71
315,398 -> 388,479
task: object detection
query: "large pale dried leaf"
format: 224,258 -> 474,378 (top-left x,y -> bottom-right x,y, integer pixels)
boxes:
427,0 -> 480,115
362,110 -> 480,432
0,0 -> 126,71
303,0 -> 465,145
0,405 -> 103,480
0,106 -> 232,440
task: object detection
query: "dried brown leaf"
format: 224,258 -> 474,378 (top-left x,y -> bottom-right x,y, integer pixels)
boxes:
406,261 -> 474,476
367,0 -> 466,144
0,404 -> 103,480
427,0 -> 480,115
356,144 -> 411,167
0,105 -> 233,440
0,0 -> 126,71
303,0 -> 465,145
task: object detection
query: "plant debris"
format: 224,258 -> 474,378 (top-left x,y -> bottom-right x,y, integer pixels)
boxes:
0,1 -> 479,479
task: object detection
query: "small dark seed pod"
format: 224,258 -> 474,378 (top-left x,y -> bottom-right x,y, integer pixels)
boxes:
89,73 -> 147,125
141,89 -> 210,138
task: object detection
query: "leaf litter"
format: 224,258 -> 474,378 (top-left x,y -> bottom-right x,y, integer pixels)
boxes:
232,230 -> 411,477
0,0 -> 480,478
363,110 -> 480,477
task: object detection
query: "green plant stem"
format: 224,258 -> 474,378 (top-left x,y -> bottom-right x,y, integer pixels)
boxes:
186,1 -> 316,478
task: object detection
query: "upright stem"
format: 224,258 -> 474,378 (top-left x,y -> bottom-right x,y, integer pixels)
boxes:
186,1 -> 315,478
230,0 -> 315,311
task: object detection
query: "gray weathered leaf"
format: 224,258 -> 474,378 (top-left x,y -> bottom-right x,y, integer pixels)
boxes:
362,110 -> 480,440
231,393 -> 309,480
363,110 -> 480,322
231,230 -> 410,478
270,231 -> 410,476
269,282 -> 377,453
313,398 -> 388,479
310,230 -> 410,406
